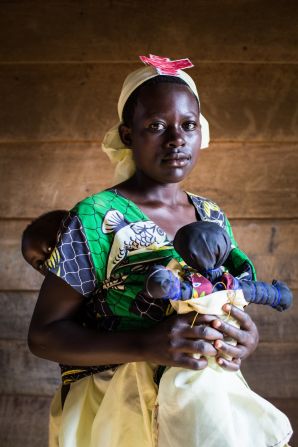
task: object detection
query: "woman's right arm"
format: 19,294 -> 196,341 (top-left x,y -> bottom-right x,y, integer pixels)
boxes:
28,272 -> 223,369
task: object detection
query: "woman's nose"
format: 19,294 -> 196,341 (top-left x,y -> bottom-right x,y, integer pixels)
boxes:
164,126 -> 186,148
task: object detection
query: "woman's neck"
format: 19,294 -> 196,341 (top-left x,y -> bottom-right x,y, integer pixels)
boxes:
115,173 -> 185,207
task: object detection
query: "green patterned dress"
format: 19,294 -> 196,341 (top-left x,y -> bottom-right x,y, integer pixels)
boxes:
47,189 -> 255,384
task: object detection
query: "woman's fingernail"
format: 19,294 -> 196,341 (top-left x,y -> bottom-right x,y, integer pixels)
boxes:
215,340 -> 222,349
212,319 -> 221,329
217,358 -> 224,365
223,304 -> 231,312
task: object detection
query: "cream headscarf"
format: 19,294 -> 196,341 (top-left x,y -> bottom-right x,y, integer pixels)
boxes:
102,64 -> 210,183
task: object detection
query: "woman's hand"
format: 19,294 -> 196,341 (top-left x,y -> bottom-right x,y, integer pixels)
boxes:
146,312 -> 223,370
211,304 -> 259,372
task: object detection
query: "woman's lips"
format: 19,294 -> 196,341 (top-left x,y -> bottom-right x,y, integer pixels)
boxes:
162,152 -> 191,167
163,152 -> 191,160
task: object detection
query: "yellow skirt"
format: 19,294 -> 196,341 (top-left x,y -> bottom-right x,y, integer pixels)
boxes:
49,290 -> 293,447
49,362 -> 158,447
49,362 -> 292,447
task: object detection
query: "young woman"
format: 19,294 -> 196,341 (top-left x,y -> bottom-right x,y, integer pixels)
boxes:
28,55 -> 273,447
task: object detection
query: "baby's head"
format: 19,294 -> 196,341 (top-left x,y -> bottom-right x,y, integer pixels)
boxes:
21,210 -> 67,275
173,221 -> 231,273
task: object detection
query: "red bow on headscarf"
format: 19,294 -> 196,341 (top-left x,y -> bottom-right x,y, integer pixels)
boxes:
139,54 -> 194,75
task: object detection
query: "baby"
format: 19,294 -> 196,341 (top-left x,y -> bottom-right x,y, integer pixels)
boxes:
145,221 -> 292,312
22,210 -> 68,275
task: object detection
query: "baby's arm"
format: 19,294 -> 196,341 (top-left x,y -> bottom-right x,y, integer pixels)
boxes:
238,279 -> 292,311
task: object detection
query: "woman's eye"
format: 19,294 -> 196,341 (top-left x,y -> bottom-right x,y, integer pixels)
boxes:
183,121 -> 197,131
148,122 -> 165,132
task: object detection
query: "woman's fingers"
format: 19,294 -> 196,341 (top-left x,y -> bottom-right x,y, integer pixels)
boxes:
151,309 -> 256,370
154,312 -> 220,369
170,338 -> 218,357
157,306 -> 259,371
189,313 -> 218,325
213,339 -> 242,371
179,355 -> 208,371
176,312 -> 217,327
222,304 -> 256,331
179,323 -> 224,341
214,339 -> 239,357
211,304 -> 259,362
212,317 -> 248,346
168,312 -> 222,341
216,357 -> 241,372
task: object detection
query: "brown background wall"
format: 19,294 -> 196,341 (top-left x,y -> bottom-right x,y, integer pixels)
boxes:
0,1 -> 297,446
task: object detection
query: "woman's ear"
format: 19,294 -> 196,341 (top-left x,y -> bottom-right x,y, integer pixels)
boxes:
118,124 -> 132,147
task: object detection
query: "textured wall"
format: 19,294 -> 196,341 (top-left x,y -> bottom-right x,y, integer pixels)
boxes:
0,1 -> 297,445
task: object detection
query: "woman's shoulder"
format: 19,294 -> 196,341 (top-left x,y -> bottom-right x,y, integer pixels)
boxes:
187,192 -> 221,208
71,189 -> 117,217
186,192 -> 227,227
70,188 -> 150,227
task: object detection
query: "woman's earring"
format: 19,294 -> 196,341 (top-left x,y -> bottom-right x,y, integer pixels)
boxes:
47,247 -> 52,252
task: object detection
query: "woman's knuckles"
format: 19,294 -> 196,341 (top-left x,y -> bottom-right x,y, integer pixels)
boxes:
194,340 -> 216,356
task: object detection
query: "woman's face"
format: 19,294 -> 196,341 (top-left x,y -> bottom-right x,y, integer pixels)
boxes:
123,83 -> 202,184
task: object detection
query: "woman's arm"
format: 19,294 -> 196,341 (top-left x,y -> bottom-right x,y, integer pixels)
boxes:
28,272 -> 225,370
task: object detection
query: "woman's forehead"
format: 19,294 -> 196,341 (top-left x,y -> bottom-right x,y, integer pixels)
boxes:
135,82 -> 199,115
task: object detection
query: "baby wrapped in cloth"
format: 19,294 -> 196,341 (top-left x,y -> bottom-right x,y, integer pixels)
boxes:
145,222 -> 293,447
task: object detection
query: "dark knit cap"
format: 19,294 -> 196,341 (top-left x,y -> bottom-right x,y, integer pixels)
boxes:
173,221 -> 231,272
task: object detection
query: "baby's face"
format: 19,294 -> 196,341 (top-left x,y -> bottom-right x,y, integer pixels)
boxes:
22,234 -> 52,275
